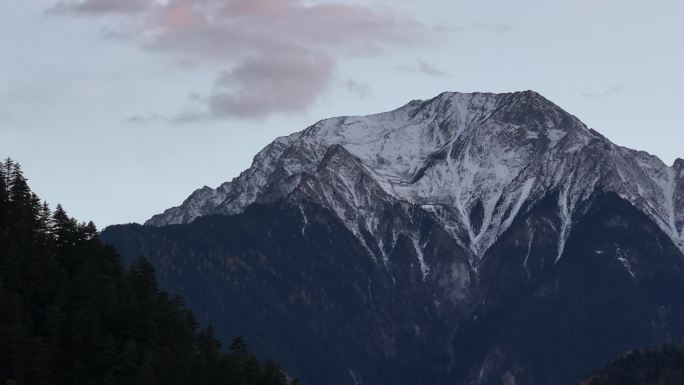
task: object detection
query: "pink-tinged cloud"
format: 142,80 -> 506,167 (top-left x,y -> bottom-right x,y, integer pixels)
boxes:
51,0 -> 428,119
162,0 -> 195,30
206,52 -> 334,119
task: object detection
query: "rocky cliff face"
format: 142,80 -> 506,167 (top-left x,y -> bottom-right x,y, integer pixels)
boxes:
104,91 -> 684,385
147,91 -> 684,262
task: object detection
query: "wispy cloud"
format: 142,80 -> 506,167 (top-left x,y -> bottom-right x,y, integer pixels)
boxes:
204,51 -> 334,120
124,112 -> 164,124
50,0 -> 151,15
345,79 -> 370,98
395,60 -> 448,77
417,61 -> 448,77
50,0 -> 429,120
472,22 -> 513,36
582,84 -> 627,98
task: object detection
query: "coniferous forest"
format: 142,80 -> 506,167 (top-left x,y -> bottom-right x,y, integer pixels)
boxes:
582,344 -> 684,385
0,158 -> 295,385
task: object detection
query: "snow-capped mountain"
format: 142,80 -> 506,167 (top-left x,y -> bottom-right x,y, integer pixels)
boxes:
147,91 -> 684,262
106,91 -> 684,385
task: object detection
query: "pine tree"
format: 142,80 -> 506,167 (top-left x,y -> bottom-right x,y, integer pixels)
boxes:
52,204 -> 76,247
0,160 -> 9,257
0,159 -> 8,226
128,256 -> 158,302
116,340 -> 140,384
8,162 -> 31,207
37,201 -> 52,236
83,221 -> 98,241
230,336 -> 249,356
198,326 -> 222,357
2,158 -> 14,190
244,356 -> 263,385
7,163 -> 37,243
262,361 -> 288,385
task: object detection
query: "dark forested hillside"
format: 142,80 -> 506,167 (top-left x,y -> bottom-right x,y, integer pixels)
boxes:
0,158 -> 295,385
103,189 -> 684,385
581,345 -> 684,385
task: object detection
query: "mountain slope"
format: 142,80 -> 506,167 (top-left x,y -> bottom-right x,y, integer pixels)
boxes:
103,91 -> 684,385
147,91 -> 684,263
580,345 -> 684,385
104,191 -> 684,385
106,202 -> 471,385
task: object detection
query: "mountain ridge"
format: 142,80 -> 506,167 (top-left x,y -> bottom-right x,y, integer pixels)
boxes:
103,91 -> 684,384
146,90 -> 684,263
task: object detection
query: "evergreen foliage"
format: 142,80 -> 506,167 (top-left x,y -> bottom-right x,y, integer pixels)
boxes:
583,344 -> 684,385
0,159 -> 295,385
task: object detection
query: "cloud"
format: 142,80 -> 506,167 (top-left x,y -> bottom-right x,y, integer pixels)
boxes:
50,0 -> 428,120
472,22 -> 513,36
205,51 -> 334,120
582,85 -> 627,97
345,79 -> 370,98
395,60 -> 448,77
124,112 -> 163,124
50,0 -> 151,15
417,61 -> 448,77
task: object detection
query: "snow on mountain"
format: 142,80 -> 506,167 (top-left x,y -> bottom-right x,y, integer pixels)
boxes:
147,91 -> 684,263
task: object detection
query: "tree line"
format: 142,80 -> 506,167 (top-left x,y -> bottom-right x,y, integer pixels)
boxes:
0,158 -> 296,385
582,344 -> 684,385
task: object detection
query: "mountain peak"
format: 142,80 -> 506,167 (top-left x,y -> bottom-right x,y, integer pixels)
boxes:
674,158 -> 684,171
393,90 -> 584,140
516,89 -> 546,99
146,90 -> 683,261
112,91 -> 684,385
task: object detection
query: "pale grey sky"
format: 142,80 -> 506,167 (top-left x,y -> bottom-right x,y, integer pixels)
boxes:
1,0 -> 683,227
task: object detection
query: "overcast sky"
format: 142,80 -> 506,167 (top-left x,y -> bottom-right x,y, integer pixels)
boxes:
1,0 -> 683,227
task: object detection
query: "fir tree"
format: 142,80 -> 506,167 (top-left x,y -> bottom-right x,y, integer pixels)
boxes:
37,201 -> 52,236
2,158 -> 14,190
230,336 -> 249,356
0,161 -> 8,228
